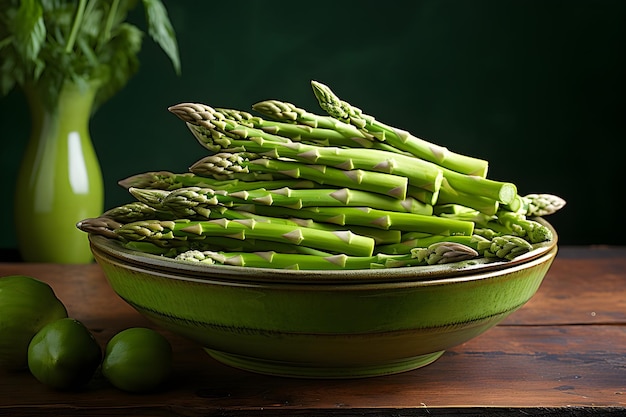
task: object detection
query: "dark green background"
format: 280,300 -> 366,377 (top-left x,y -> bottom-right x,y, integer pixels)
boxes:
1,0 -> 624,251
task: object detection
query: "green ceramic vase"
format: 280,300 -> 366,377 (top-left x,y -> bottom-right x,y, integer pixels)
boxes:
14,81 -> 104,264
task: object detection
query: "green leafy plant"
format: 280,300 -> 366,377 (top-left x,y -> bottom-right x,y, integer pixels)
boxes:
0,0 -> 180,110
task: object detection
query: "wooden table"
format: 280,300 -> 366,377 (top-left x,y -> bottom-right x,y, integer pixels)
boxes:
1,246 -> 625,416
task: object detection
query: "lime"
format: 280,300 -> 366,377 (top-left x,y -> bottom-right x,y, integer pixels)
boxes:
102,327 -> 172,393
27,318 -> 102,390
0,275 -> 68,370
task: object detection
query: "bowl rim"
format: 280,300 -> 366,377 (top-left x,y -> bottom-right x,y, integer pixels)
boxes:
89,218 -> 557,285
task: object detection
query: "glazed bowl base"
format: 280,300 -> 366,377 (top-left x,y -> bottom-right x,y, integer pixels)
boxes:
204,348 -> 445,378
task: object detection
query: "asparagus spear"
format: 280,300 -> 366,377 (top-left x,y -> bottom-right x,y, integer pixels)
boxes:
145,184 -> 431,216
228,187 -> 431,214
493,211 -> 553,244
127,187 -> 405,245
433,204 -> 477,216
75,217 -> 122,239
124,235 -> 332,256
442,169 -> 516,206
410,242 -> 480,265
221,102 -> 406,154
216,107 -> 377,149
377,234 -> 478,255
179,110 -> 516,204
479,235 -> 534,260
209,125 -> 444,193
102,202 -> 177,222
378,231 -> 535,261
436,178 -> 500,216
190,152 -> 410,200
113,218 -> 376,257
407,185 -> 438,206
309,80 -> 490,177
376,240 -> 479,267
168,103 -> 444,194
118,171 -> 228,190
173,239 -> 483,270
252,99 -> 377,137
118,170 -> 319,192
122,241 -> 183,256
77,214 -> 398,263
440,208 -> 553,244
232,204 -> 474,235
175,249 -> 382,270
503,193 -> 567,216
223,208 -> 403,245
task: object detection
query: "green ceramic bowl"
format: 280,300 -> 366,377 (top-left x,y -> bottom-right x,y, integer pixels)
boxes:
89,219 -> 557,378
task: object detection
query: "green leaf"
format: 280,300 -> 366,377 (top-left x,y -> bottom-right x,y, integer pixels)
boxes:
93,23 -> 142,110
14,0 -> 46,63
0,0 -> 180,107
142,0 -> 181,75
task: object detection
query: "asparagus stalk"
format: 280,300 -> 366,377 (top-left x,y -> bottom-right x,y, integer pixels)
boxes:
440,208 -> 553,244
436,177 -> 500,216
478,235 -> 534,260
168,103 -> 444,194
310,80 -> 490,177
205,124 -> 444,193
503,193 -> 567,216
180,110 -> 515,204
223,101 -> 405,155
75,217 -> 122,239
173,240 -> 483,270
128,186 -> 405,245
407,185 -> 438,206
410,242 -> 479,265
376,241 -> 479,267
118,171 -> 230,190
227,187 -> 431,214
433,204 -> 477,216
128,186 -> 315,224
377,234 -> 479,255
223,208 -> 403,245
493,211 -> 553,244
473,227 -> 502,240
379,231 -> 534,261
252,99 -> 377,137
113,218 -> 376,257
102,202 -> 177,222
78,214 -> 414,264
233,204 -> 474,235
175,249 -> 382,270
122,241 -> 183,256
442,169 -> 516,206
147,184 -> 431,216
126,188 -> 171,210
124,235 -> 332,256
523,193 -> 566,216
190,152 -> 410,200
151,188 -> 419,244
118,170 -> 319,192
217,106 -> 382,149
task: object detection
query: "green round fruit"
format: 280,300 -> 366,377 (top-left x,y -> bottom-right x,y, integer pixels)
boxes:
27,318 -> 102,390
102,327 -> 172,393
0,275 -> 68,370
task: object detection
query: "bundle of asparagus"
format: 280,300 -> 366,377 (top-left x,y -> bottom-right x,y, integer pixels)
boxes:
77,81 -> 565,270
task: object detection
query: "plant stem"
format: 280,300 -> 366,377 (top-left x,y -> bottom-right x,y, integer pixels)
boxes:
114,218 -> 376,257
65,0 -> 87,54
99,0 -> 120,50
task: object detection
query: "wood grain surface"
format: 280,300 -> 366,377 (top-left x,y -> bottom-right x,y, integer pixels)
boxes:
1,247 -> 625,416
